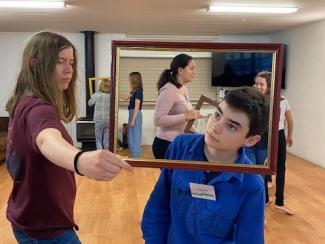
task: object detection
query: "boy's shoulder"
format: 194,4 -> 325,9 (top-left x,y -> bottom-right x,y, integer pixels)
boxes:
167,134 -> 205,161
241,173 -> 264,193
173,133 -> 203,145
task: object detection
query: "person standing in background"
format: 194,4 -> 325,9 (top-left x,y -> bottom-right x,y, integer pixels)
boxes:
88,78 -> 111,149
127,71 -> 143,158
5,31 -> 131,243
252,71 -> 271,165
252,71 -> 272,206
152,54 -> 201,159
254,71 -> 295,215
272,95 -> 294,214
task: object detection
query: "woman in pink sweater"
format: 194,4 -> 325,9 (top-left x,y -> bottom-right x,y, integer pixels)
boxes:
152,54 -> 201,159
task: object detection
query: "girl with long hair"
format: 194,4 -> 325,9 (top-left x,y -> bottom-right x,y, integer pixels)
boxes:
5,31 -> 131,243
127,71 -> 143,157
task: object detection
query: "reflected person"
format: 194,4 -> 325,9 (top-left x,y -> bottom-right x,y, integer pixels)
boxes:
152,54 -> 201,159
127,71 -> 143,157
88,78 -> 111,149
246,71 -> 271,165
252,71 -> 272,206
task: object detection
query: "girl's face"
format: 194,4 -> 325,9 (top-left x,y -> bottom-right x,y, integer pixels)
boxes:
129,75 -> 134,90
177,59 -> 196,85
254,76 -> 268,95
55,47 -> 74,91
129,75 -> 132,85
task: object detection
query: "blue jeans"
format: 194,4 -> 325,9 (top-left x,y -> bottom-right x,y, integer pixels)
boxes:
128,109 -> 142,157
13,228 -> 81,243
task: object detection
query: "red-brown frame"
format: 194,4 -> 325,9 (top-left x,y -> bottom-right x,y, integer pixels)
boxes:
109,40 -> 283,174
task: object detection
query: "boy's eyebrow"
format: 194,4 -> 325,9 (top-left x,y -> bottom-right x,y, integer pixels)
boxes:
216,106 -> 223,115
217,105 -> 242,127
229,119 -> 242,127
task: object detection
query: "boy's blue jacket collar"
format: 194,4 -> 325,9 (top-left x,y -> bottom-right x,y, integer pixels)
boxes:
141,133 -> 265,244
186,134 -> 252,184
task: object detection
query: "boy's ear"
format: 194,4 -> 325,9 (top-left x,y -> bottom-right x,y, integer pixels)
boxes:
244,135 -> 261,147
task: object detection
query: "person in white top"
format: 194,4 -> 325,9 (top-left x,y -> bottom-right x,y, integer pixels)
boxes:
272,96 -> 294,215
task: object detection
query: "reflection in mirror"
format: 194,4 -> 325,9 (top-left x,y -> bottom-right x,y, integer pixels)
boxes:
87,77 -> 111,150
110,41 -> 283,174
88,76 -> 110,96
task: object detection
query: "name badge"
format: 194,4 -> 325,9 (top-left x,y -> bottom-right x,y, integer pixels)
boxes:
189,183 -> 216,201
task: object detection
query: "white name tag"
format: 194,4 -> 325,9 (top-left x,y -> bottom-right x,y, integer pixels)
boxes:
189,183 -> 216,201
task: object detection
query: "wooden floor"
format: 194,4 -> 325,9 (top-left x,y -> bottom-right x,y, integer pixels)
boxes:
0,152 -> 325,244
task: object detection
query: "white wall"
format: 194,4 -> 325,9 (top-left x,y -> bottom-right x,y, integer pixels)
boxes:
270,20 -> 325,168
93,33 -> 271,78
0,32 -> 29,116
0,32 -> 271,147
1,25 -> 323,166
95,33 -> 272,145
0,32 -> 85,145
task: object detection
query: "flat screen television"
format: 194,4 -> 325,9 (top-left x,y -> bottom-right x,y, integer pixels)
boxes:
211,51 -> 286,89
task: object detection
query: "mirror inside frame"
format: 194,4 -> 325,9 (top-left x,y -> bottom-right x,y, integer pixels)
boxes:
109,41 -> 283,174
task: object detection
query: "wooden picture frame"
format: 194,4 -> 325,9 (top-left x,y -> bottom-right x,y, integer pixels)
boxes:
109,40 -> 283,174
88,76 -> 110,96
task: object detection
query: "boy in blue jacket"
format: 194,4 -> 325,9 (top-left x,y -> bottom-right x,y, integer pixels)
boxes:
142,87 -> 268,244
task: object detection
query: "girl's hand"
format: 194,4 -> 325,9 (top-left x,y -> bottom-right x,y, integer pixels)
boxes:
184,109 -> 202,121
77,150 -> 132,181
129,120 -> 135,128
286,137 -> 293,147
122,94 -> 130,101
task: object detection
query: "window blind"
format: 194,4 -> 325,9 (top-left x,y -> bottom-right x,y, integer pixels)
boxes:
118,57 -> 217,104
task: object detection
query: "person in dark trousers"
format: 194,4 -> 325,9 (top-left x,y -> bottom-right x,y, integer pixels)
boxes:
152,54 -> 201,159
271,96 -> 294,215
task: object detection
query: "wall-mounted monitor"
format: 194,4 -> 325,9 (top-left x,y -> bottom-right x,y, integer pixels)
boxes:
211,51 -> 285,89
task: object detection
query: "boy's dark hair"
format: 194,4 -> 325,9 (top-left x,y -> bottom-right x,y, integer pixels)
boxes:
157,53 -> 193,90
224,87 -> 268,137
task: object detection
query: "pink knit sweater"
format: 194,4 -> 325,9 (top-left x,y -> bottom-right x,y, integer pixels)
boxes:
154,82 -> 193,141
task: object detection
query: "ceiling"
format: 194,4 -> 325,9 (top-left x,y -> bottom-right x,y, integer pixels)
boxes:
0,0 -> 325,35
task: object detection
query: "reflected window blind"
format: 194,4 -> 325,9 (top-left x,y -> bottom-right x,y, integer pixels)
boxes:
118,57 -> 217,104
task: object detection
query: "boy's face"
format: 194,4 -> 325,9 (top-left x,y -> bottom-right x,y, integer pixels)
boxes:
205,100 -> 261,152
